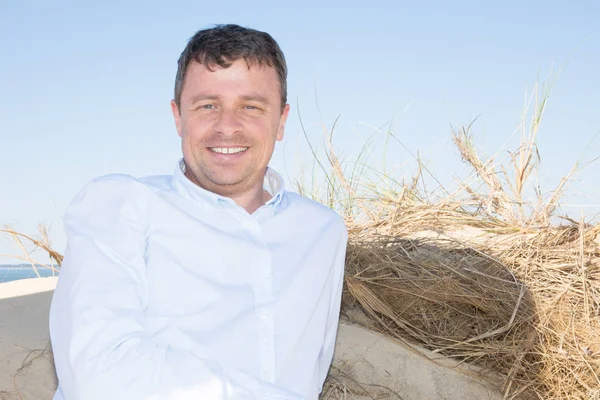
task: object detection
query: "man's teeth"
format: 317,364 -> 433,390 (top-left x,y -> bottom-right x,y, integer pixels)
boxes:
209,147 -> 248,154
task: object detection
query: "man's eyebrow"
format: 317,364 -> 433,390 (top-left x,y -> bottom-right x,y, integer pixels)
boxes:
240,94 -> 269,103
188,93 -> 270,105
189,94 -> 218,105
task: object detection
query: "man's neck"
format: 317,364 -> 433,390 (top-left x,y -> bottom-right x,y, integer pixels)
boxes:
183,167 -> 270,214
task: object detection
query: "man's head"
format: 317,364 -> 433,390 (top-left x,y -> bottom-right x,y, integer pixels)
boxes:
171,24 -> 290,204
174,24 -> 288,112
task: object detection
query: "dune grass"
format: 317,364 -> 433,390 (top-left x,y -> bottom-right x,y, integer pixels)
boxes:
308,80 -> 599,399
0,226 -> 62,272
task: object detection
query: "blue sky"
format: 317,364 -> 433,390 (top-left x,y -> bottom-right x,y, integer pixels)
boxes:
1,0 -> 599,262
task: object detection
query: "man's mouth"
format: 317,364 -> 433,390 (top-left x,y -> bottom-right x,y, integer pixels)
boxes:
208,147 -> 249,155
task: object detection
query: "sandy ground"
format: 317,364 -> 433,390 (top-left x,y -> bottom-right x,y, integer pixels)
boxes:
0,278 -> 503,400
0,277 -> 58,400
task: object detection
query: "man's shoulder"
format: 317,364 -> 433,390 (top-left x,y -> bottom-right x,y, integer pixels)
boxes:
77,173 -> 172,198
67,173 -> 173,214
63,173 -> 175,230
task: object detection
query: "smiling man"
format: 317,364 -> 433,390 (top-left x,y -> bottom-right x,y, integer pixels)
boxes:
173,47 -> 289,213
49,24 -> 348,400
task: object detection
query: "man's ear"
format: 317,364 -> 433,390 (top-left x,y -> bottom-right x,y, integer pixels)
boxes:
276,104 -> 290,141
171,100 -> 183,138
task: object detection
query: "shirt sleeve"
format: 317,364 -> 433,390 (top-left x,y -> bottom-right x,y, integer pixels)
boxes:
316,221 -> 349,391
49,176 -> 303,400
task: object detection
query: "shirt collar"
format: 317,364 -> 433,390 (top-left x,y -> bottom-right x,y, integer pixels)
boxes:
172,159 -> 285,211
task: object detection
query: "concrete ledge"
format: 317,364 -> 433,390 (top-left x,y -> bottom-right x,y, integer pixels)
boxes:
0,277 -> 59,300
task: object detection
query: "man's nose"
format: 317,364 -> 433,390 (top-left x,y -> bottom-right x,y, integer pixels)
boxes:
212,108 -> 243,136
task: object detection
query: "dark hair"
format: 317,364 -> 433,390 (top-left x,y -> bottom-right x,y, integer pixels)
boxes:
174,24 -> 287,110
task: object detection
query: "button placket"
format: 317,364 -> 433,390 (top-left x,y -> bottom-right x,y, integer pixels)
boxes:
247,220 -> 275,384
260,308 -> 275,383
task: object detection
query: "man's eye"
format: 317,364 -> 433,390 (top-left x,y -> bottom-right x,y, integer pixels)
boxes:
201,104 -> 215,109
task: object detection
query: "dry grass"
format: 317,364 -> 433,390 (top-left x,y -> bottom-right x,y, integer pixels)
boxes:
297,79 -> 600,399
0,226 -> 63,270
337,212 -> 599,399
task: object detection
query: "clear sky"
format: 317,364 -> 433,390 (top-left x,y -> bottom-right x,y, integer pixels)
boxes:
1,0 -> 599,263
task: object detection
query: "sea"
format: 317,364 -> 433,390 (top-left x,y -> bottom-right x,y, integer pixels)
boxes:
0,264 -> 60,284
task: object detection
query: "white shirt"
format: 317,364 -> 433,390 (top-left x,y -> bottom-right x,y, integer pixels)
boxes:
49,161 -> 347,400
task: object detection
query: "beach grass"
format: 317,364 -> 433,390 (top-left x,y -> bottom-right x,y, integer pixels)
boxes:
308,79 -> 599,399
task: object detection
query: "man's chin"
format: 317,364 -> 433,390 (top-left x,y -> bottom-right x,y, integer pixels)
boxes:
185,162 -> 265,193
196,173 -> 250,193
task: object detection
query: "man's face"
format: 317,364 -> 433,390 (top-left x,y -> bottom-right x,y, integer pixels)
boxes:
171,59 -> 290,197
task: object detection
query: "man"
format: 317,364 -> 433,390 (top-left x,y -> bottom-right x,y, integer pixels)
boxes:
49,24 -> 348,400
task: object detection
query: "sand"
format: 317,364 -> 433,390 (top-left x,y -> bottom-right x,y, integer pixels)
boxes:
0,277 -> 58,400
0,278 -> 503,400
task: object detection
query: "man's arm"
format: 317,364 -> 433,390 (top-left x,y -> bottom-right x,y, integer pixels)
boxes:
50,176 -> 302,400
316,222 -> 348,391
